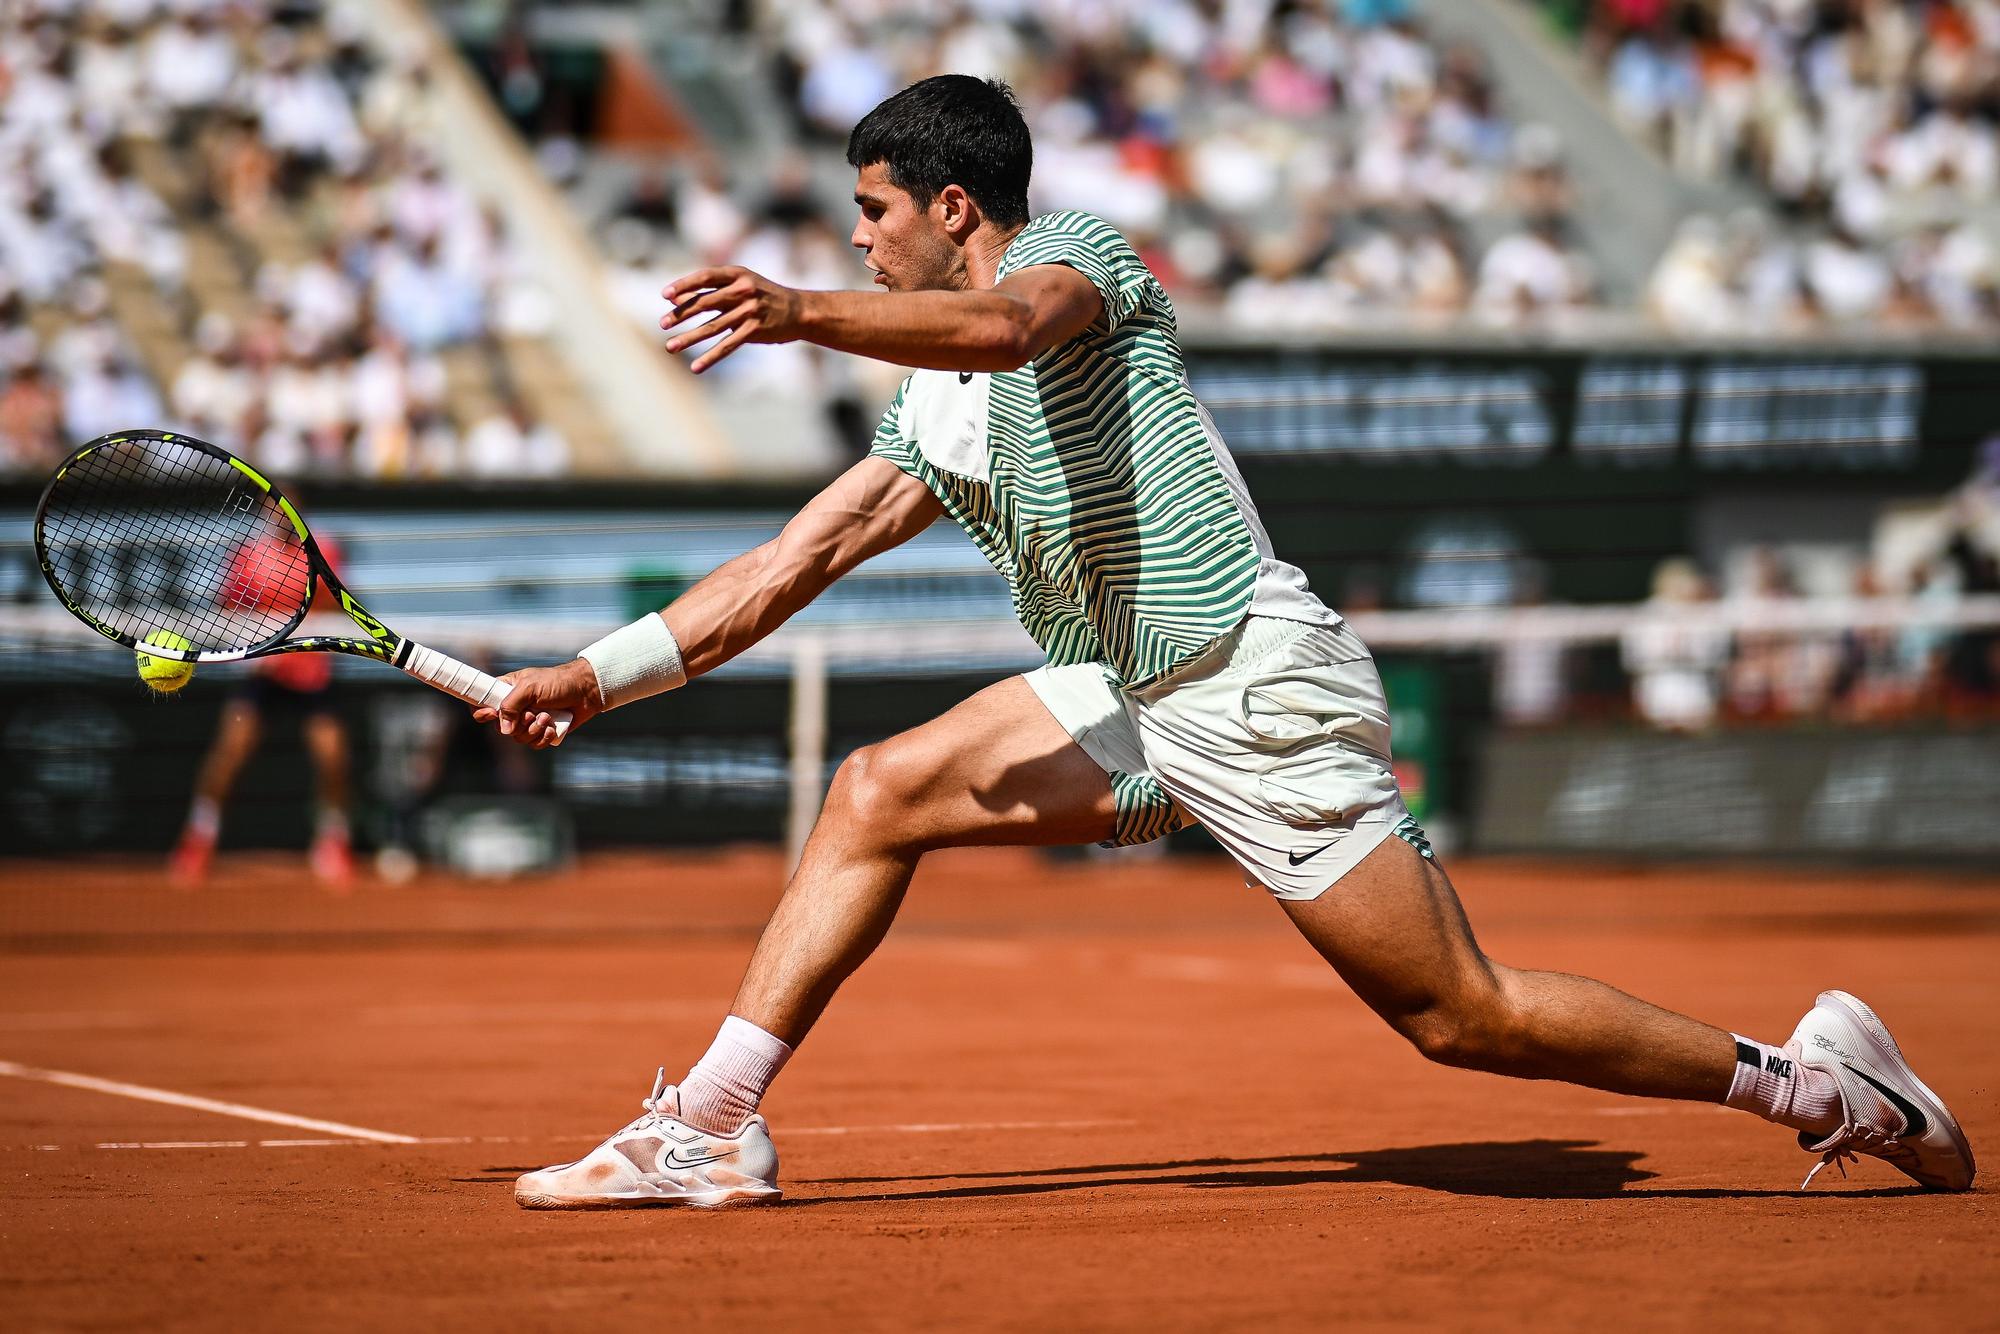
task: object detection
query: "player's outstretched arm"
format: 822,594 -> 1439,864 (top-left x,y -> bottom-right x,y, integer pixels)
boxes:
660,264 -> 1102,375
477,459 -> 942,746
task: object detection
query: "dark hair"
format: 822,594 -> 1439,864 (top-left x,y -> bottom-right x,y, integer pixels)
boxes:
846,75 -> 1032,227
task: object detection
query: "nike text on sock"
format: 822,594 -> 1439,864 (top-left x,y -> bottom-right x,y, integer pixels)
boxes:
1723,1034 -> 1843,1137
676,1015 -> 793,1136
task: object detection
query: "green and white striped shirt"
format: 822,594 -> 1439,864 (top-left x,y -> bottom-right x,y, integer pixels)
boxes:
869,210 -> 1333,690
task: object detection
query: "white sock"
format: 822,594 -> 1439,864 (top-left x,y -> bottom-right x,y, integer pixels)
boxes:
315,806 -> 348,840
186,797 -> 220,839
1723,1035 -> 1844,1137
676,1016 -> 793,1135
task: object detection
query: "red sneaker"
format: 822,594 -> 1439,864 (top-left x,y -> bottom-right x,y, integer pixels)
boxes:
310,832 -> 354,890
169,828 -> 214,889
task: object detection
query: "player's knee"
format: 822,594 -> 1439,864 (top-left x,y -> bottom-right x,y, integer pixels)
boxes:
1398,981 -> 1529,1072
304,718 -> 345,760
1401,1007 -> 1479,1067
824,738 -> 936,844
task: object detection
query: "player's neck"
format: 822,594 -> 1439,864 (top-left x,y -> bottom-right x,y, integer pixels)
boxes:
959,221 -> 1028,290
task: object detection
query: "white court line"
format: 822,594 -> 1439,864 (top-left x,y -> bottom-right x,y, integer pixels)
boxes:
13,1119 -> 1130,1152
0,1001 -> 737,1034
30,1136 -> 492,1152
0,1060 -> 420,1144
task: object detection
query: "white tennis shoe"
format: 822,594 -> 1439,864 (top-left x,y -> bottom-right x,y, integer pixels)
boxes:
1788,990 -> 1974,1192
515,1069 -> 781,1209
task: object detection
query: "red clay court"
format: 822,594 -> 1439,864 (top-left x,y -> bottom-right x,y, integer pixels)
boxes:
1,848 -> 1993,1331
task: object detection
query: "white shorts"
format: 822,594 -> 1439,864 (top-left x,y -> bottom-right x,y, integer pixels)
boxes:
1024,616 -> 1426,900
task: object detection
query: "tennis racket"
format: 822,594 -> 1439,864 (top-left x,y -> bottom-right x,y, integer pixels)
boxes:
33,429 -> 568,737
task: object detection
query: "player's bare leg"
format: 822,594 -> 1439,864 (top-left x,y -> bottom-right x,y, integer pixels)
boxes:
1280,835 -> 1734,1099
1284,834 -> 1975,1188
302,712 -> 350,815
513,676 -> 1116,1208
190,699 -> 261,810
731,674 -> 1115,1044
171,700 -> 261,886
301,712 -> 353,886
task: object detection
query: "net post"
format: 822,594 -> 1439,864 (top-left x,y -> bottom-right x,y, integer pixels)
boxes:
785,632 -> 829,875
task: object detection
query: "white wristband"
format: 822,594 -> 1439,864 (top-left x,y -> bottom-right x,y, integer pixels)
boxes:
578,614 -> 686,710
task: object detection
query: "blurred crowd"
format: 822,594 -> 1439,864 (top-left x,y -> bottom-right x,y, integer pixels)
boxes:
733,0 -> 1602,330
1555,0 -> 2000,332
1483,450 -> 2000,728
599,162 -> 877,447
1612,542 -> 1995,730
1492,538 -> 1998,729
1487,546 -> 1994,738
0,0 -> 569,479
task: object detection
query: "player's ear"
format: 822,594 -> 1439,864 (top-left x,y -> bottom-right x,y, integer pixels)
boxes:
936,183 -> 977,240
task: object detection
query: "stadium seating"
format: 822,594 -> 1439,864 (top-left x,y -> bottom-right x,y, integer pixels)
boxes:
0,0 -> 600,478
1545,0 -> 1999,331
578,0 -> 1608,331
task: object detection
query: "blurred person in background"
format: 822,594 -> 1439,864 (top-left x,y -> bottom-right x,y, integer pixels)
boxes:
171,503 -> 354,889
1941,525 -> 2000,711
145,8 -> 237,146
170,314 -> 258,454
464,396 -> 570,478
1622,556 -> 1726,730
1492,563 -> 1569,727
1474,211 -> 1594,325
1830,565 -> 1927,723
374,234 -> 482,352
1724,547 -> 1836,721
204,108 -> 279,230
62,349 -> 160,445
0,360 -> 63,472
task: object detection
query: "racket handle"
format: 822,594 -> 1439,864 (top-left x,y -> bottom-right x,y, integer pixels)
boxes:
400,641 -> 573,740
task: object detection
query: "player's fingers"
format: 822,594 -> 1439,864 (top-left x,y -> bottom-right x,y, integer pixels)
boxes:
500,674 -> 554,708
689,315 -> 761,374
662,267 -> 734,301
661,276 -> 750,324
661,286 -> 745,341
663,306 -> 745,356
493,681 -> 540,735
528,713 -> 562,749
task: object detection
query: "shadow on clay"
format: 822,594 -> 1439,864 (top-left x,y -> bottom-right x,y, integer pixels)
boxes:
789,1138 -> 1928,1204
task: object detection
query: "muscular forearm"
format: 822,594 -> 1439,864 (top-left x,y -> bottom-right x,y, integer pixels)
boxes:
647,475 -> 908,679
485,460 -> 935,743
629,541 -> 817,681
798,288 -> 1039,371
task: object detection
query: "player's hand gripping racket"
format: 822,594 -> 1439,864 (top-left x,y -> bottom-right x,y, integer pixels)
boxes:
33,429 -> 569,738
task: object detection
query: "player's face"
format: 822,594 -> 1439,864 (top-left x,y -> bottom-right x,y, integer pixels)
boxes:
850,163 -> 958,292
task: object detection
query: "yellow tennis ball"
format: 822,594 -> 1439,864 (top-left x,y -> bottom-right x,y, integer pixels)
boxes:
136,632 -> 196,694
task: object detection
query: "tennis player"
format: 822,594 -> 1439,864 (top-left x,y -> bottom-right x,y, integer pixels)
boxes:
480,77 -> 1973,1207
172,519 -> 353,888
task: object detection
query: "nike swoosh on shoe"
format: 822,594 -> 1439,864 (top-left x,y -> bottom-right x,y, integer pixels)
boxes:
1843,1061 -> 1928,1138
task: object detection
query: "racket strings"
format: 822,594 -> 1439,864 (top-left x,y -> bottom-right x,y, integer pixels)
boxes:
39,437 -> 314,654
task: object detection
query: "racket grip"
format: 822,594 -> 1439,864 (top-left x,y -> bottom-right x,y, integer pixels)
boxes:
400,641 -> 572,740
